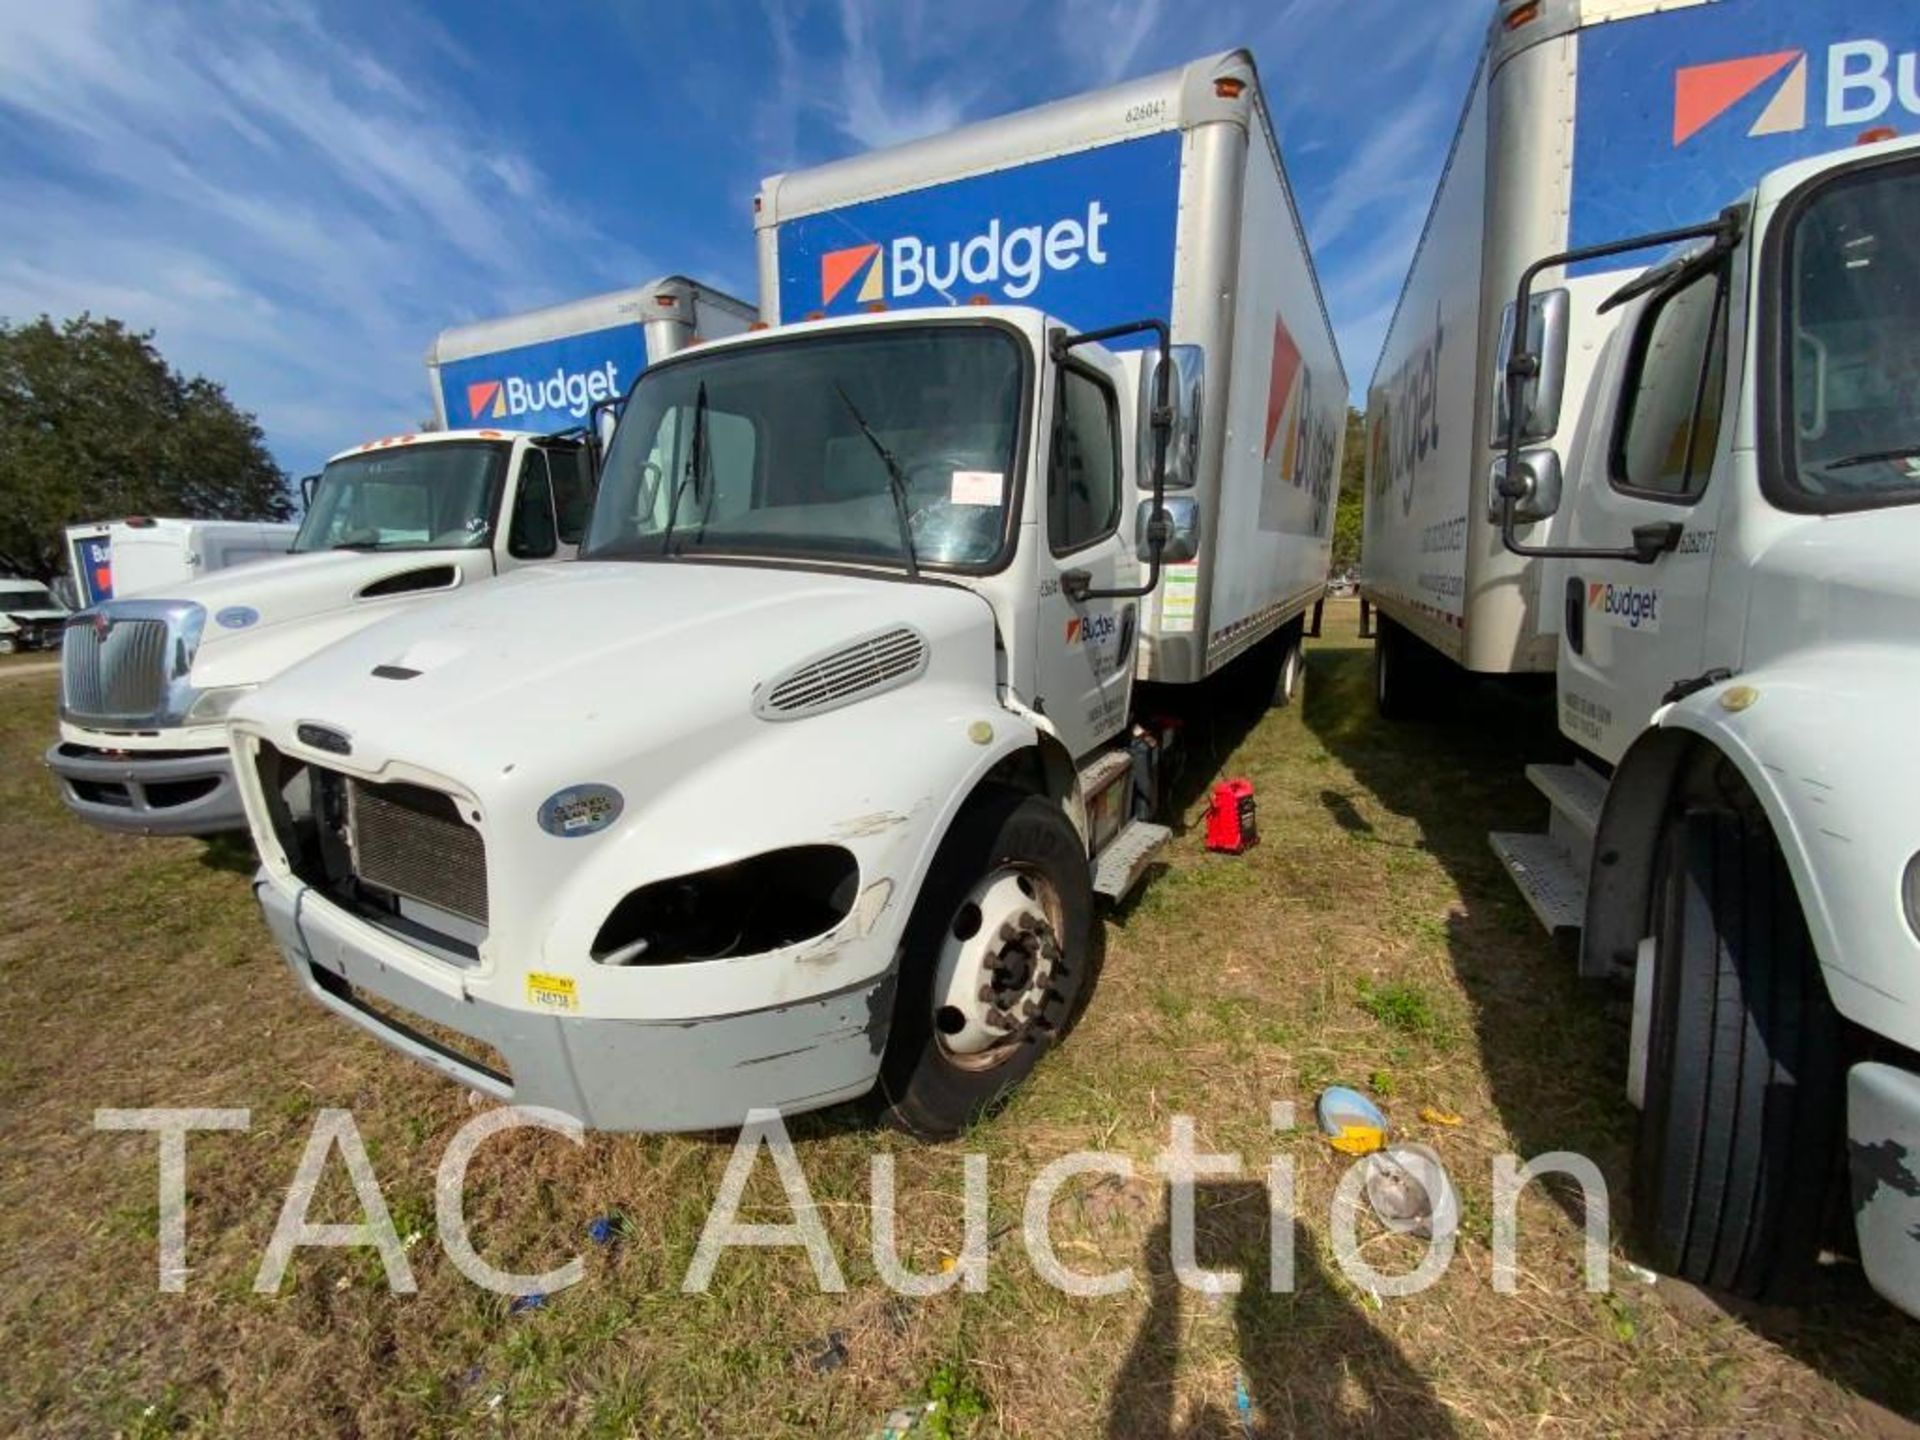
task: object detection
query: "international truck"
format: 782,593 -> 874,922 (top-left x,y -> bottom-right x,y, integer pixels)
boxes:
62,517 -> 298,609
1361,0 -> 1916,712
49,278 -> 752,837
228,49 -> 1344,1139
1374,4 -> 1920,1318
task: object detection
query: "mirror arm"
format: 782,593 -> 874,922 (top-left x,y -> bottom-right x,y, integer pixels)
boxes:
1497,211 -> 1740,565
1051,318 -> 1173,601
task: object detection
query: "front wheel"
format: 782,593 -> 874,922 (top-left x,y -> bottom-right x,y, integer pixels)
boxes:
1633,806 -> 1844,1300
876,789 -> 1093,1139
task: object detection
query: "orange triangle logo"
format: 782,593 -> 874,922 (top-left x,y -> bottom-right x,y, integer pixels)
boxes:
1265,315 -> 1303,460
1673,51 -> 1801,145
466,380 -> 502,421
821,244 -> 882,306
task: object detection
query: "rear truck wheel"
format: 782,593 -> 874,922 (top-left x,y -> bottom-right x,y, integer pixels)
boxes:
1273,618 -> 1305,709
1373,616 -> 1422,721
0,636 -> 15,655
1633,806 -> 1844,1300
876,789 -> 1092,1140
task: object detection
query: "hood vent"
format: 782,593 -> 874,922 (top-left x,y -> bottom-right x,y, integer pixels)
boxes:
753,625 -> 929,721
358,565 -> 457,600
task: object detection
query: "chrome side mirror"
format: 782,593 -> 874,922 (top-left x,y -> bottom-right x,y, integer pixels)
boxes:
1137,494 -> 1200,563
1489,449 -> 1563,524
1494,288 -> 1570,443
1138,344 -> 1204,489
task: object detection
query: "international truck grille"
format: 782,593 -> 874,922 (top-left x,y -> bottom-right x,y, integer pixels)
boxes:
61,618 -> 170,723
754,626 -> 928,720
348,779 -> 489,926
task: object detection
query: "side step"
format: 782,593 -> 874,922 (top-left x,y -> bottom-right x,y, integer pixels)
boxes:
1092,820 -> 1171,902
1489,831 -> 1587,934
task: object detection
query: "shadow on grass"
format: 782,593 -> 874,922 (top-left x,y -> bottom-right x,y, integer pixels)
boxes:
199,833 -> 259,876
1302,621 -> 1920,1423
1105,1181 -> 1456,1438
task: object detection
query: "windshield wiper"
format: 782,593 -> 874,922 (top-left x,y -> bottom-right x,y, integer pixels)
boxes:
832,382 -> 919,579
1820,445 -> 1920,472
660,381 -> 709,556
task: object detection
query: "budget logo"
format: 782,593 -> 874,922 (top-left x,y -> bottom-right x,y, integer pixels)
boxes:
1674,38 -> 1919,147
1589,581 -> 1661,633
465,380 -> 507,421
821,244 -> 885,307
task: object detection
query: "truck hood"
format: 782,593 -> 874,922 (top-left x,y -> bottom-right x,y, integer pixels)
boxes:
1746,506 -> 1920,666
234,561 -> 997,781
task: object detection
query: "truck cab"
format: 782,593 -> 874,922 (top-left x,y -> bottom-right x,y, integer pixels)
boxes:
230,305 -> 1207,1139
1491,136 -> 1920,1317
49,429 -> 594,835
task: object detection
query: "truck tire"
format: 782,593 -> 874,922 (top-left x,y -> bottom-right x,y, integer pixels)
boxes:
876,789 -> 1092,1140
1634,807 -> 1843,1300
1374,617 -> 1423,721
1273,618 -> 1305,709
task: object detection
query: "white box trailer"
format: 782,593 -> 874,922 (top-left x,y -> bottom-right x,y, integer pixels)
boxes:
1361,0 -> 1918,706
231,49 -> 1344,1140
756,51 -> 1345,685
62,517 -> 298,608
426,277 -> 758,436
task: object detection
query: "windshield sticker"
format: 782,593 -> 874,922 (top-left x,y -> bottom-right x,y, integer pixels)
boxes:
950,470 -> 1004,506
214,606 -> 260,630
537,784 -> 625,838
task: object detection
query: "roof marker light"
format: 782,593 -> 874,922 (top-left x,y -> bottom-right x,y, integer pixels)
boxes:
1504,1 -> 1542,30
1214,76 -> 1246,99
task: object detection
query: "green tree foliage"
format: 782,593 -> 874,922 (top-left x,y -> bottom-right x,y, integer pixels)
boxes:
1331,406 -> 1367,573
0,315 -> 291,580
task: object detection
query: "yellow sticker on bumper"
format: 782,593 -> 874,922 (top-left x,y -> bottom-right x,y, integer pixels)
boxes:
526,972 -> 580,1013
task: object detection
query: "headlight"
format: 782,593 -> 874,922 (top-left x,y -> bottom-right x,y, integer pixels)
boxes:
185,685 -> 256,724
1906,853 -> 1920,943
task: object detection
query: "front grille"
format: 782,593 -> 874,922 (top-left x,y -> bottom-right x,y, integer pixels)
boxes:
348,779 -> 488,925
62,618 -> 170,722
754,626 -> 928,720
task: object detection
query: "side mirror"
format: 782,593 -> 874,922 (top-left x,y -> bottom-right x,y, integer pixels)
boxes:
1487,449 -> 1563,524
1138,344 -> 1204,490
590,395 -> 625,459
1136,495 -> 1200,564
1494,288 -> 1570,443
299,473 -> 319,509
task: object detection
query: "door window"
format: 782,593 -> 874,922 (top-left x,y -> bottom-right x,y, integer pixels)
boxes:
1048,367 -> 1121,554
543,446 -> 595,545
508,452 -> 558,559
1611,265 -> 1730,502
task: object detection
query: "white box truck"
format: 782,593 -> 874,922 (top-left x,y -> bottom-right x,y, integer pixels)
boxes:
229,49 -> 1344,1138
63,517 -> 298,609
1372,1 -> 1920,1318
0,576 -> 69,654
50,278 -> 752,837
1361,0 -> 1917,710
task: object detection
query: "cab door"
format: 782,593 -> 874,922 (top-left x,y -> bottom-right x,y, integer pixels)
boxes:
501,439 -> 596,570
1033,352 -> 1138,761
1557,259 -> 1735,764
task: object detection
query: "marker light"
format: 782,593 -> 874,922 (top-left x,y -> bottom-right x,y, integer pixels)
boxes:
654,294 -> 677,308
967,295 -> 993,306
1504,1 -> 1542,29
1214,76 -> 1246,99
864,301 -> 888,313
748,321 -> 771,332
1860,127 -> 1899,146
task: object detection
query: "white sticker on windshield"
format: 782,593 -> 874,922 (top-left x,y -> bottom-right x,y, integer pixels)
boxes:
950,470 -> 1004,506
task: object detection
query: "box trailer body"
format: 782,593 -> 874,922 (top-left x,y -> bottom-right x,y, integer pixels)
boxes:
427,278 -> 758,436
63,518 -> 298,608
757,55 -> 1344,685
1478,133 -> 1920,1315
1362,0 -> 1919,680
233,49 -> 1344,1140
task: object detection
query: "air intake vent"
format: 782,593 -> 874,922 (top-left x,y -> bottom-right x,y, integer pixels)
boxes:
358,565 -> 457,600
753,626 -> 928,721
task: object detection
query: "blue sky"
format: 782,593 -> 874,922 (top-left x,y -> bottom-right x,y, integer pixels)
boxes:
0,0 -> 1486,475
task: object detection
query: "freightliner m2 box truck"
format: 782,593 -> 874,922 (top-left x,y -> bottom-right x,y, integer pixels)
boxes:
50,278 -> 753,836
230,49 -> 1344,1138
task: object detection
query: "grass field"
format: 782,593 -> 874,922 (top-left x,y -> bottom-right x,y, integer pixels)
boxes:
2,602 -> 1916,1438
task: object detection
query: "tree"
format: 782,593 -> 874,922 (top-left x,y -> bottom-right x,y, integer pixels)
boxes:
0,315 -> 292,581
1330,406 -> 1368,573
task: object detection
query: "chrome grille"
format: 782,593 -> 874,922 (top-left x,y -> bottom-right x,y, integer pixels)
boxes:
754,626 -> 928,720
61,617 -> 171,722
348,779 -> 488,925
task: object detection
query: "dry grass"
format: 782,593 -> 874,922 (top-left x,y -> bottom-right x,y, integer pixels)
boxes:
1,603 -> 1915,1438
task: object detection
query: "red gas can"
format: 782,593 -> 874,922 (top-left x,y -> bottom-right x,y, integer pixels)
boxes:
1205,779 -> 1257,854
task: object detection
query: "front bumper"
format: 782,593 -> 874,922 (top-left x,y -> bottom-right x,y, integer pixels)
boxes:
1849,1062 -> 1920,1319
46,742 -> 247,836
255,877 -> 891,1132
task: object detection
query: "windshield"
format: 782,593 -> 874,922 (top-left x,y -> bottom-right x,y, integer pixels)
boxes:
293,441 -> 510,553
583,325 -> 1026,571
1779,156 -> 1920,511
0,586 -> 56,610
